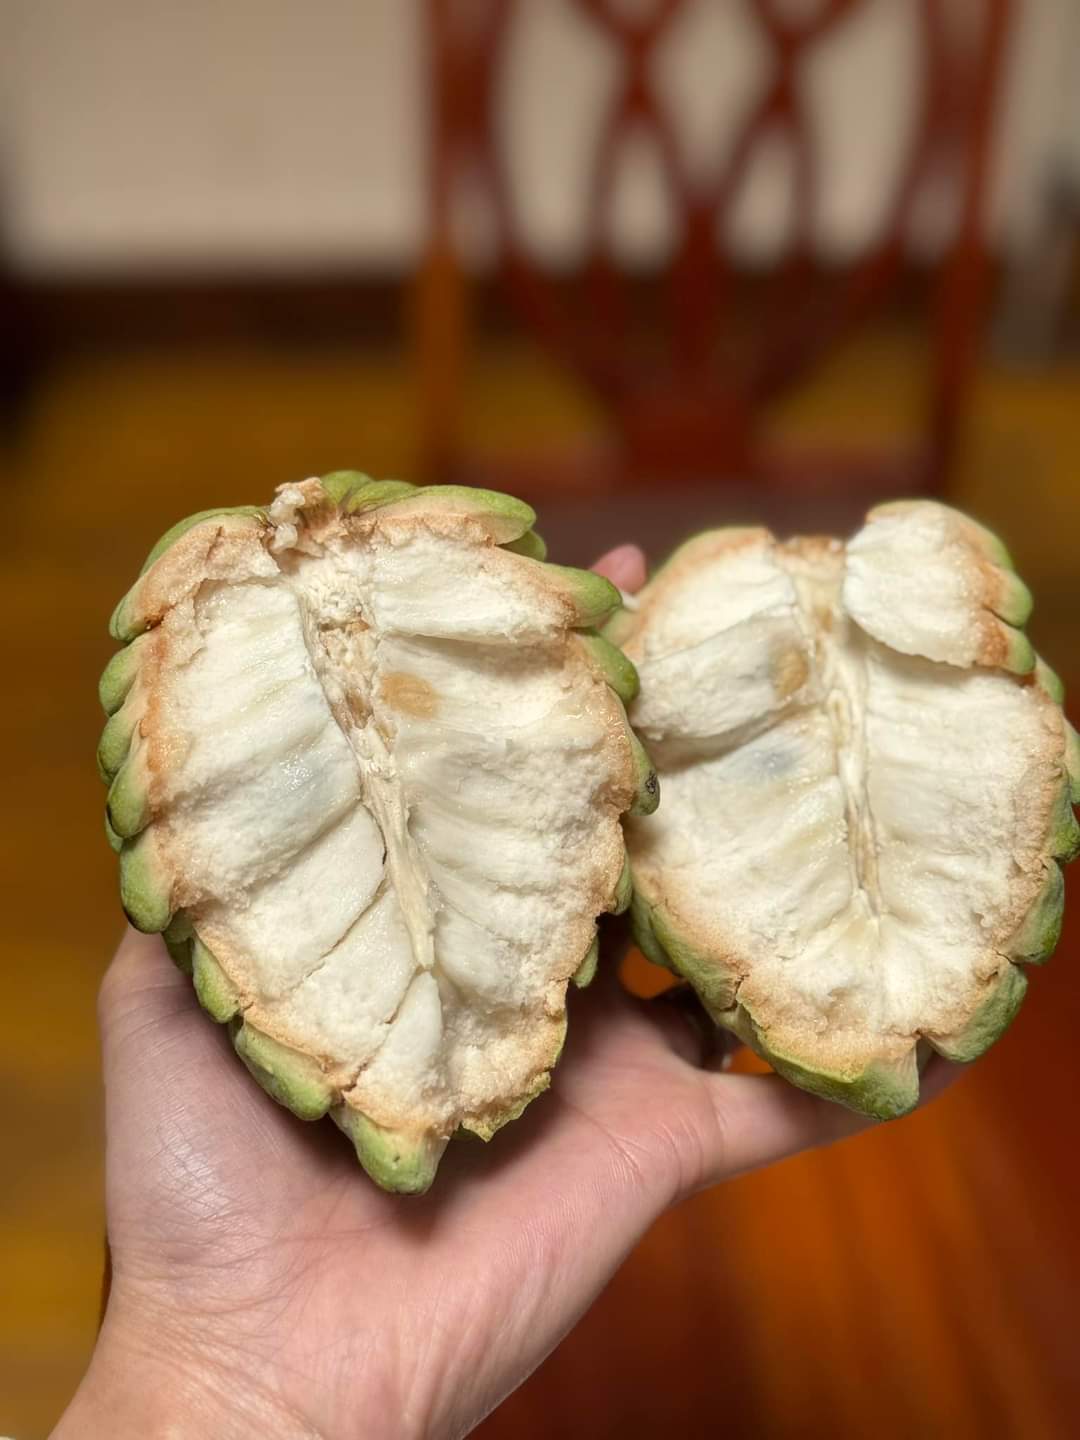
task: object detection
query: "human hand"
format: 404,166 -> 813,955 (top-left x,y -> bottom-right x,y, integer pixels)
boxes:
56,545 -> 956,1440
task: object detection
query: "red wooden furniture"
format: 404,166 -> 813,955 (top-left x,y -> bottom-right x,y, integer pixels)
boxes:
419,0 -> 1012,496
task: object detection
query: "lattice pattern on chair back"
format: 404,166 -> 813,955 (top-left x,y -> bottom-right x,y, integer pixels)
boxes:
425,0 -> 1011,488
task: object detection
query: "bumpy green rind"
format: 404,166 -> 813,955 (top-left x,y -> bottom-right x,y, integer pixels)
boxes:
1034,656 -> 1066,704
572,934 -> 599,989
609,852 -> 633,915
1064,721 -> 1080,806
723,1002 -> 921,1120
627,728 -> 660,816
1048,781 -> 1080,863
118,834 -> 172,933
503,529 -> 548,561
108,595 -> 138,644
578,630 -> 640,705
379,484 -> 536,543
650,906 -> 739,1015
342,479 -> 418,512
924,963 -> 1028,1064
602,606 -> 637,648
234,1023 -> 332,1121
192,938 -> 241,1022
319,470 -> 380,505
138,506 -> 267,577
333,476 -> 537,543
97,704 -> 139,783
1007,862 -> 1065,965
162,914 -> 194,975
629,887 -> 672,970
994,572 -> 1034,627
543,564 -> 622,628
333,1107 -> 446,1195
98,637 -> 148,715
636,892 -> 921,1119
632,889 -> 739,1010
104,813 -> 124,854
106,758 -> 150,839
1001,626 -> 1036,676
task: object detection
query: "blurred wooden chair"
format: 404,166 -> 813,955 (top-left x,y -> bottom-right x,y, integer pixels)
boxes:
417,0 -> 1011,501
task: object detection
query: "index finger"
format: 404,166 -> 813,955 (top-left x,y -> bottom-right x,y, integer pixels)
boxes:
591,544 -> 647,594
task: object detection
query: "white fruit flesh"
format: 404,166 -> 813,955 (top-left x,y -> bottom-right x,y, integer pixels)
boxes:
624,505 -> 1072,1108
118,480 -> 636,1154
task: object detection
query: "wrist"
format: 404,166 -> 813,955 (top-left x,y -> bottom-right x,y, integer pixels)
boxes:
52,1303 -> 303,1440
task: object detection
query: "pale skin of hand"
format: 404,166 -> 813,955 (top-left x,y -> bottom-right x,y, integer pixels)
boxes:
56,546 -> 956,1440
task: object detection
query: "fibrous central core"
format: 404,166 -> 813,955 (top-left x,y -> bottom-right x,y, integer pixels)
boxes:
299,601 -> 437,977
784,551 -> 881,917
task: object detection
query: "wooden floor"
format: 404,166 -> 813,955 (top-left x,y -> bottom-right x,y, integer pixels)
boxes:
2,336 -> 1079,1438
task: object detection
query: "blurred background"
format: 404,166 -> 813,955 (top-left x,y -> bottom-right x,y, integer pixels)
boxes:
3,1 -> 1080,1435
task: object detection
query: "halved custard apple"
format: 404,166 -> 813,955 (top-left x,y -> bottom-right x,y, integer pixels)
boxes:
98,474 -> 657,1192
616,501 -> 1077,1119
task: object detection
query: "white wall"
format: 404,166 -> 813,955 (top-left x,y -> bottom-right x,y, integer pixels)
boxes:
4,0 -> 1078,274
4,0 -> 425,271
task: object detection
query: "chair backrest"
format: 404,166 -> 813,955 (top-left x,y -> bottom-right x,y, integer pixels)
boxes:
422,0 -> 1012,490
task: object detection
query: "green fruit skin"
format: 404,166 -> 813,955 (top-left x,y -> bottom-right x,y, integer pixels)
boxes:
503,529 -> 548,561
542,564 -> 622,627
633,890 -> 920,1119
380,484 -> 535,539
97,703 -> 139,783
99,636 -> 148,715
192,938 -> 241,1022
118,836 -> 172,934
1065,721 -> 1080,805
723,1001 -> 921,1119
995,572 -> 1034,626
1034,656 -> 1066,704
609,852 -> 633,915
106,757 -> 150,839
572,934 -> 599,988
137,506 -> 267,577
1007,863 -> 1065,965
654,910 -> 738,1015
1049,782 -> 1080,862
629,888 -> 672,972
234,1023 -> 332,1122
578,631 -> 640,706
333,1107 -> 447,1195
104,813 -> 125,854
626,727 -> 659,817
343,479 -> 418,512
924,963 -> 1028,1064
162,913 -> 195,975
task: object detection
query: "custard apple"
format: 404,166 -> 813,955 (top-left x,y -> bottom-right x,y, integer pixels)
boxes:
98,474 -> 657,1192
615,501 -> 1078,1118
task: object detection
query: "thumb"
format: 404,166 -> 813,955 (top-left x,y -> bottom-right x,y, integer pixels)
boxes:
98,927 -> 216,1099
97,929 -> 271,1236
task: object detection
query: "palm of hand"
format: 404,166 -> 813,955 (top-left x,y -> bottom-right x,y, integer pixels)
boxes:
95,928 -> 871,1440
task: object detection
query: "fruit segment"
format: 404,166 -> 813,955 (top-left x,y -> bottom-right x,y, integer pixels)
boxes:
98,475 -> 651,1191
620,502 -> 1076,1118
